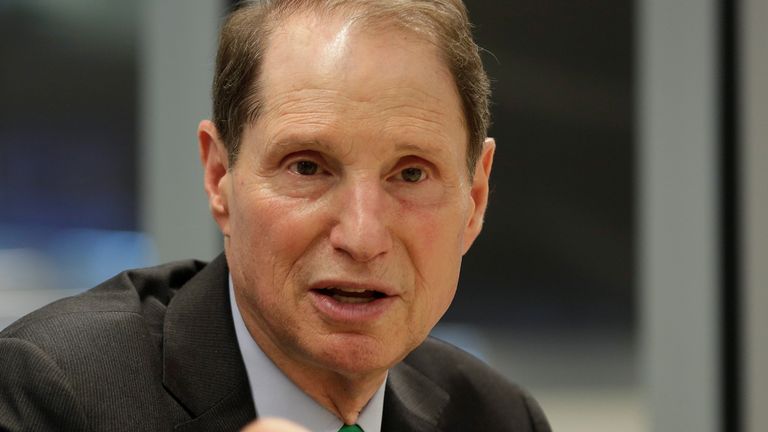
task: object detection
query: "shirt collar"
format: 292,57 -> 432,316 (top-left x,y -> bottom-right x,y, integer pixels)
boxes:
229,276 -> 386,432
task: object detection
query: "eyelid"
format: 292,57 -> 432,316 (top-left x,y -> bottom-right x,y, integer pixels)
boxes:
283,150 -> 325,166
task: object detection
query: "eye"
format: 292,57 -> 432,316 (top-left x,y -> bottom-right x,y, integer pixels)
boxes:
290,160 -> 320,175
400,167 -> 425,183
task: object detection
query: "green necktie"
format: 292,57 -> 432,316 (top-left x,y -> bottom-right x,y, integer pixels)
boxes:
338,425 -> 364,432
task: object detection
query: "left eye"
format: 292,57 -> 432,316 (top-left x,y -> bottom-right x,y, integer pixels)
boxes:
290,160 -> 319,175
400,167 -> 425,183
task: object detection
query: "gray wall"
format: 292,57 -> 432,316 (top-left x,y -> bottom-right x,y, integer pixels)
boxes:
743,0 -> 768,429
140,0 -> 222,262
638,0 -> 720,430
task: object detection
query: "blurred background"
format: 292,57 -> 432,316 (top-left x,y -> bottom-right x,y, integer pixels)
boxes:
1,1 -> 765,431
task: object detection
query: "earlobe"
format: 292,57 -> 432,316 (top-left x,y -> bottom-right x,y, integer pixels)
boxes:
198,119 -> 231,235
461,138 -> 495,254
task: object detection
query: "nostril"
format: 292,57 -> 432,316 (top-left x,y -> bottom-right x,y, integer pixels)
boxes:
329,223 -> 391,263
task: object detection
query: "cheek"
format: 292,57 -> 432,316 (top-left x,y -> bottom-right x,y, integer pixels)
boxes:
228,190 -> 326,299
403,205 -> 466,321
402,192 -> 470,262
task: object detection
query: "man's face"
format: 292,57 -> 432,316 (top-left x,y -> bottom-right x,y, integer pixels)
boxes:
202,13 -> 493,377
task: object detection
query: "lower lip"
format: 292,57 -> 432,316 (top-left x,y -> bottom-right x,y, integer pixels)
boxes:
309,291 -> 396,323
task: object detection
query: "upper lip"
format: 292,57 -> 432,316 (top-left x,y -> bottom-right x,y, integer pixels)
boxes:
309,279 -> 400,297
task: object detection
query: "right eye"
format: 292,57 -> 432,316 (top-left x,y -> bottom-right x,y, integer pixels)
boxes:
399,167 -> 426,183
289,160 -> 320,175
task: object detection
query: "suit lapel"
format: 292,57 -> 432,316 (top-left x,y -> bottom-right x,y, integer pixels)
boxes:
161,254 -> 256,431
381,360 -> 450,432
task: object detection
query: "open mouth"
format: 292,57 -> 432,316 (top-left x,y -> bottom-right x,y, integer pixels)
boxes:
312,287 -> 388,304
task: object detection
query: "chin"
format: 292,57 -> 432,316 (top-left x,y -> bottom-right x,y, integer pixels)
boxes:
311,332 -> 409,377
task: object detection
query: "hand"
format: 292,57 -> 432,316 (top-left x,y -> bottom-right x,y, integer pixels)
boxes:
241,417 -> 312,432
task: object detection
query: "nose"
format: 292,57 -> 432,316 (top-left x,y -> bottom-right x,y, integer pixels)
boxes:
329,176 -> 393,262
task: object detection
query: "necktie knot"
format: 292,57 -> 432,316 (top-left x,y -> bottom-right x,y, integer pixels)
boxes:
338,425 -> 364,432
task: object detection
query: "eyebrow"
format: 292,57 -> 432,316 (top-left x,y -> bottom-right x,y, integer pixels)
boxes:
393,140 -> 452,161
266,133 -> 454,162
266,136 -> 337,154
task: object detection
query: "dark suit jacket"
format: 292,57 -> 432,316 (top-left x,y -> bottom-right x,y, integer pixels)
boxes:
0,254 -> 551,431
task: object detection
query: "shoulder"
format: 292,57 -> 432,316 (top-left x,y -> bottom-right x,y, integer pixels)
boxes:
0,258 -> 209,381
0,258 -> 210,431
402,337 -> 551,431
0,258 -> 207,341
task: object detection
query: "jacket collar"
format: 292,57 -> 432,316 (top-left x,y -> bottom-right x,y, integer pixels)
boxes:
162,253 -> 256,431
382,358 -> 450,432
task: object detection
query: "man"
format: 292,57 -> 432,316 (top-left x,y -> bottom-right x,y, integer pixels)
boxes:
0,1 -> 551,431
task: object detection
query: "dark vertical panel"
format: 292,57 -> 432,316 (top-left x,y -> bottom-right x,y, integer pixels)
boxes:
719,0 -> 740,429
446,1 -> 635,332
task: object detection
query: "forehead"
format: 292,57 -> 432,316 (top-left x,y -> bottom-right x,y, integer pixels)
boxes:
257,11 -> 466,132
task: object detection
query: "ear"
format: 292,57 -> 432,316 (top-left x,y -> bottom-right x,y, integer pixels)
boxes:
461,138 -> 495,254
198,119 -> 231,236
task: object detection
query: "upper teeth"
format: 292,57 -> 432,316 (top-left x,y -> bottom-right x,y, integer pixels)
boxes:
329,286 -> 367,293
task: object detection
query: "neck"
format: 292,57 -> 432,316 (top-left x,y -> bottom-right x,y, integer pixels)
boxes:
276,358 -> 386,425
239,306 -> 386,425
